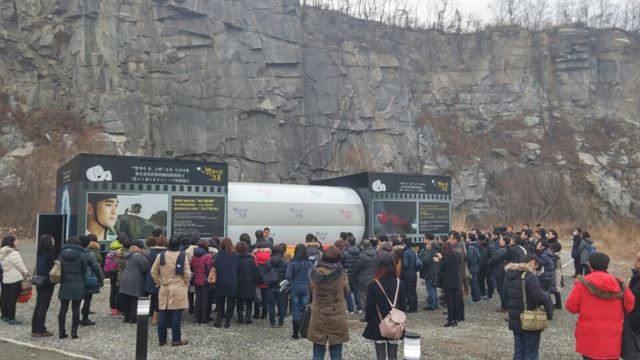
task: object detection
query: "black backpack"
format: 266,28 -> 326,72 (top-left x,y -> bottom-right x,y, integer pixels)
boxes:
259,263 -> 279,287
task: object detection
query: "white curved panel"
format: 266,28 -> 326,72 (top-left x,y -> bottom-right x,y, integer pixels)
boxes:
228,182 -> 365,245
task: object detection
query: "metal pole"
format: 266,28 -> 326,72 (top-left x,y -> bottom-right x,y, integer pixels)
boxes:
136,297 -> 150,360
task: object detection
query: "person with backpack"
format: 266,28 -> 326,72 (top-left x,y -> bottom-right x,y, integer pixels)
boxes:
566,252 -> 635,360
118,240 -> 149,324
363,252 -> 407,360
104,237 -> 122,316
151,236 -> 191,346
190,239 -> 213,325
0,235 -> 29,325
267,243 -> 288,327
253,243 -> 272,320
31,234 -> 56,337
236,241 -> 259,324
466,234 -> 482,303
80,235 -> 105,326
286,244 -> 314,339
58,236 -> 100,339
308,246 -> 349,360
145,234 -> 167,324
577,232 -> 595,276
214,238 -> 238,328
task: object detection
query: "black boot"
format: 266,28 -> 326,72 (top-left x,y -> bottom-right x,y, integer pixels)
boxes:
292,320 -> 299,339
245,306 -> 253,324
214,312 -> 222,328
224,307 -> 233,328
237,302 -> 244,324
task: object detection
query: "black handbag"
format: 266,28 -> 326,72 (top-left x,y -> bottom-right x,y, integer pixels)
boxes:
31,274 -> 47,287
299,304 -> 311,338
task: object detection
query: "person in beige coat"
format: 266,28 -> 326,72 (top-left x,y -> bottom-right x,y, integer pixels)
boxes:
308,246 -> 349,360
1,235 -> 29,324
151,236 -> 191,347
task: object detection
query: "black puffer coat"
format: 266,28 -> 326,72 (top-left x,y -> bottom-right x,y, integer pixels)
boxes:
342,246 -> 361,284
439,253 -> 460,289
505,263 -> 548,332
270,251 -> 288,287
507,244 -> 527,264
58,244 -> 89,301
622,269 -> 640,360
353,247 -> 377,290
236,252 -> 259,300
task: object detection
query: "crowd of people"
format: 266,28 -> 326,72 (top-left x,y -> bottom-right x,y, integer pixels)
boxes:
0,223 -> 639,360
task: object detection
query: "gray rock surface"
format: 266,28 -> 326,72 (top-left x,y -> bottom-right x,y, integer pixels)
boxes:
0,0 -> 638,221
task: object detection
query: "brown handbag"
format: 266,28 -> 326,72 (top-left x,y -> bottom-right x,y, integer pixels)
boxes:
207,260 -> 217,284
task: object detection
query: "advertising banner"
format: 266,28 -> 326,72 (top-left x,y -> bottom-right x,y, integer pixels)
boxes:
418,202 -> 450,234
171,195 -> 226,238
372,201 -> 418,234
369,174 -> 451,195
85,193 -> 168,241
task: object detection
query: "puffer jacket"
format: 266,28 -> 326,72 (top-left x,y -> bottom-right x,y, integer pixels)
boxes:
566,271 -> 635,359
401,246 -> 418,282
571,235 -> 582,259
341,245 -> 361,284
144,247 -> 165,294
466,241 -> 481,274
537,248 -> 556,292
190,247 -> 213,287
58,244 -> 89,301
84,248 -> 105,295
119,251 -> 149,298
353,247 -> 377,290
578,237 -> 594,265
0,246 -> 28,284
505,263 -> 548,332
237,252 -> 259,300
622,269 -> 640,360
308,263 -> 349,346
305,242 -> 323,265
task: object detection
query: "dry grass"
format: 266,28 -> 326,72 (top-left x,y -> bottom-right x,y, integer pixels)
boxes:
451,211 -> 640,260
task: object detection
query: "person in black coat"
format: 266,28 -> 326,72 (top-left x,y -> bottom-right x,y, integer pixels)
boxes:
489,235 -> 510,311
439,242 -> 460,327
571,229 -> 583,278
505,254 -> 550,360
214,238 -> 238,329
235,241 -> 259,324
419,234 -> 440,311
401,237 -> 419,312
363,252 -> 406,360
342,236 -> 362,314
353,239 -> 377,312
31,234 -> 56,337
267,244 -> 288,327
622,254 -> 640,360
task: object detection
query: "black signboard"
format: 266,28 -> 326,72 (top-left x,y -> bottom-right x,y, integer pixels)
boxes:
57,154 -> 228,186
369,173 -> 451,195
418,202 -> 450,234
37,214 -> 67,258
171,195 -> 225,238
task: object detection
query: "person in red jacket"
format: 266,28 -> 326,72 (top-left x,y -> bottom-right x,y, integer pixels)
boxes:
190,239 -> 213,324
566,252 -> 636,360
253,246 -> 272,319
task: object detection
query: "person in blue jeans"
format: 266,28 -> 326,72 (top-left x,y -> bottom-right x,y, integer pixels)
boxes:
466,235 -> 482,303
341,237 -> 362,314
285,244 -> 313,339
419,234 -> 440,311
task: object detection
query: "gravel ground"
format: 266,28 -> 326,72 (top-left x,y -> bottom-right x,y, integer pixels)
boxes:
1,241 -> 633,360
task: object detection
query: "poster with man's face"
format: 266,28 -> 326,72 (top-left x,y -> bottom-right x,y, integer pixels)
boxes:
86,193 -> 168,241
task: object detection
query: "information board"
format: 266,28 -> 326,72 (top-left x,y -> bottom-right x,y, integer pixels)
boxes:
418,202 -> 450,234
171,196 -> 225,237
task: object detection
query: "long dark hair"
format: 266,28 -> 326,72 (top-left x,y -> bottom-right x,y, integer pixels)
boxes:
220,238 -> 235,256
37,234 -> 54,255
374,252 -> 398,279
1,235 -> 16,248
293,244 -> 307,261
442,242 -> 455,256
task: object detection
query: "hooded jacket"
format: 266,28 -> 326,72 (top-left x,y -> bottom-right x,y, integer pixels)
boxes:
466,241 -> 481,274
505,263 -> 548,332
83,247 -> 105,295
401,246 -> 418,281
270,251 -> 288,287
0,246 -> 28,284
58,244 -> 89,300
190,247 -> 213,288
566,271 -> 635,359
307,263 -> 349,346
353,247 -> 378,290
341,245 -> 361,284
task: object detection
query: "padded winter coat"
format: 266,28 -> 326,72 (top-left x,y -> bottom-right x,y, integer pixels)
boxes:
119,251 -> 149,298
505,263 -> 548,332
308,263 -> 349,346
566,271 -> 635,359
0,246 -> 28,284
341,245 -> 361,284
237,252 -> 259,300
190,247 -> 213,288
58,244 -> 89,300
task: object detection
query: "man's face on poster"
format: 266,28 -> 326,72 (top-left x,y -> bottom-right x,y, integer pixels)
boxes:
89,198 -> 119,228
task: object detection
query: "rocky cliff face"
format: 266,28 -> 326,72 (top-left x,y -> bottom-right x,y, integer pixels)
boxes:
0,0 -> 638,222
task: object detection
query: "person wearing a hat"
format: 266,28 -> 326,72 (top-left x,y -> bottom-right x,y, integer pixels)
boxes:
86,194 -> 119,241
505,253 -> 550,360
566,252 -> 635,360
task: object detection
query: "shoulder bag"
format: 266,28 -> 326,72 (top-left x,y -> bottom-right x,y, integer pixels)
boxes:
207,258 -> 217,284
375,279 -> 406,340
519,272 -> 548,331
49,260 -> 61,284
299,304 -> 311,338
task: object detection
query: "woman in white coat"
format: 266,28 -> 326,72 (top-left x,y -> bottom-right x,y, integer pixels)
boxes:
0,235 -> 29,324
